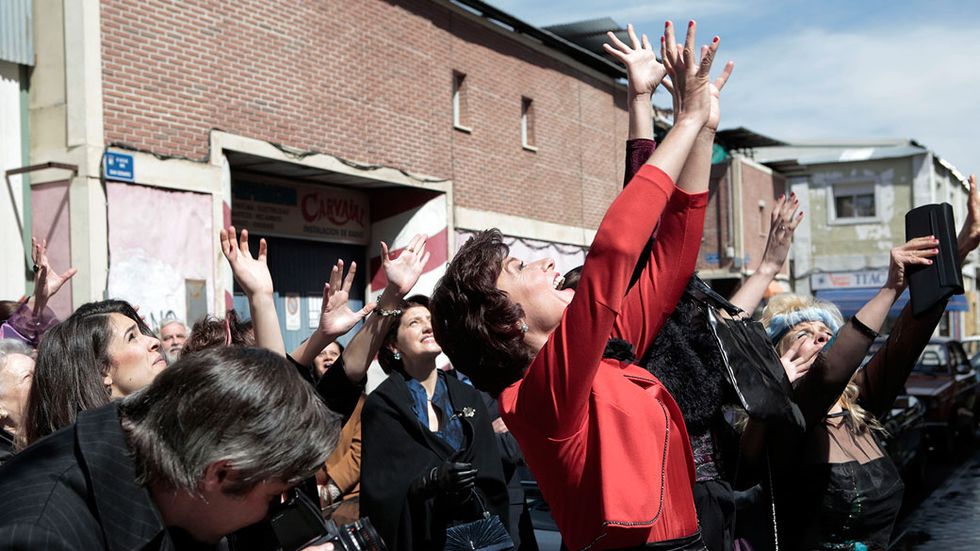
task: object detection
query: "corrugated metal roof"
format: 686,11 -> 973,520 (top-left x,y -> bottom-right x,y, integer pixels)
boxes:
751,144 -> 927,165
0,0 -> 34,66
543,17 -> 630,58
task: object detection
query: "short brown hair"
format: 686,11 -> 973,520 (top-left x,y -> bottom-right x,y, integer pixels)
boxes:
430,229 -> 533,395
182,310 -> 254,355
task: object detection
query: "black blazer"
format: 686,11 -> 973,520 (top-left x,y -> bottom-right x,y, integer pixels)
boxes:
0,404 -> 181,550
360,370 -> 509,551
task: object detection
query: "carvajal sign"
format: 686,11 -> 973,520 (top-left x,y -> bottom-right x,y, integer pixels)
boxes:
231,180 -> 369,245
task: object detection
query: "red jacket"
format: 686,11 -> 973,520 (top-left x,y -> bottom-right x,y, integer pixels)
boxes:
500,165 -> 707,550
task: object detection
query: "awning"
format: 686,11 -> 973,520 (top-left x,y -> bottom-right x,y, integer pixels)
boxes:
815,288 -> 968,317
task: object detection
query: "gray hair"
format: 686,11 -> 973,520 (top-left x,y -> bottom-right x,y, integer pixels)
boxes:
156,317 -> 187,335
119,346 -> 339,495
0,339 -> 33,373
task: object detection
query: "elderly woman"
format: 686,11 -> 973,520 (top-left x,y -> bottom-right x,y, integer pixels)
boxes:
23,299 -> 165,446
431,21 -> 724,550
0,340 -> 34,462
748,178 -> 980,551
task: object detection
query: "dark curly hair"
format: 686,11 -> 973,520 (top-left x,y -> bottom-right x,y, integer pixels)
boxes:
181,309 -> 255,355
377,295 -> 431,373
430,229 -> 534,395
643,288 -> 729,436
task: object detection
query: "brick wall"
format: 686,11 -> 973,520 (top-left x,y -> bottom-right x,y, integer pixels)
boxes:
100,0 -> 629,229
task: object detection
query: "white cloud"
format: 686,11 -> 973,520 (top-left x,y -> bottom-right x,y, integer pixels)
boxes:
720,24 -> 980,178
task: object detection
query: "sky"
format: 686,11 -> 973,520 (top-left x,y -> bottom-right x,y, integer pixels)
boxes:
493,0 -> 980,180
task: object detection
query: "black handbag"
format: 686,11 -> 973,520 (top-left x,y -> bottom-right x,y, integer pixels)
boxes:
443,408 -> 515,551
685,276 -> 805,431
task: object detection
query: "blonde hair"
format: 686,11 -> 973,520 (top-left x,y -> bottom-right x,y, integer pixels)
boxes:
763,294 -> 884,434
762,293 -> 844,340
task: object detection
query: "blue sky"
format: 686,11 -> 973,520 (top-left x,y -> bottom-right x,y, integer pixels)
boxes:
494,0 -> 980,180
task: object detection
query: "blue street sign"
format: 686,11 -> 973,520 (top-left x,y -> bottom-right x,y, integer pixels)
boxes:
705,252 -> 720,264
104,152 -> 134,181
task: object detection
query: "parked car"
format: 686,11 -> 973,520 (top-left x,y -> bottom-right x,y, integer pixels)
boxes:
904,338 -> 978,451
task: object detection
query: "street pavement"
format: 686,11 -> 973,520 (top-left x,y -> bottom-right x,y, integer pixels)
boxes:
892,448 -> 980,550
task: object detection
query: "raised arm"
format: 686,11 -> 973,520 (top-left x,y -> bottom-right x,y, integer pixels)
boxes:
729,195 -> 803,313
2,238 -> 75,346
793,237 -> 939,427
856,174 -> 980,416
604,21 -> 730,355
340,234 -> 430,382
292,259 -> 376,368
220,226 -> 285,356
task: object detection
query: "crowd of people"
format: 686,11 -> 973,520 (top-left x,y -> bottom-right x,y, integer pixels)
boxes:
0,19 -> 976,551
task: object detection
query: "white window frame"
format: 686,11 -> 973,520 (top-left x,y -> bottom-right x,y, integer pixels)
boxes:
828,181 -> 878,225
521,97 -> 537,151
452,72 -> 471,133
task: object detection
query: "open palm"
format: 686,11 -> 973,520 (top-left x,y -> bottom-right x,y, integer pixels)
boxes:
382,233 -> 430,296
220,226 -> 274,297
318,259 -> 375,337
603,24 -> 666,97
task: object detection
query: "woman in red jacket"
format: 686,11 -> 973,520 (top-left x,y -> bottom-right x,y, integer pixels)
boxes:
431,21 -> 728,551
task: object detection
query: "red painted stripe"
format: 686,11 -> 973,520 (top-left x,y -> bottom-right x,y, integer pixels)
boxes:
370,188 -> 442,222
370,227 -> 448,292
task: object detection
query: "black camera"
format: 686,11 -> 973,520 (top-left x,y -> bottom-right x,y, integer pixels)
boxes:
267,488 -> 387,551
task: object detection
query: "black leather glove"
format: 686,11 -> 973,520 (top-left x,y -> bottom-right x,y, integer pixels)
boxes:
410,461 -> 477,498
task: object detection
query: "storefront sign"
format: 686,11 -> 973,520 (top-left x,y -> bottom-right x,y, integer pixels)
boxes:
811,269 -> 888,290
232,180 -> 369,245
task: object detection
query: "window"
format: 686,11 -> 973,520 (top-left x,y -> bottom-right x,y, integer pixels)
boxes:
521,97 -> 536,151
452,72 -> 470,131
830,182 -> 876,222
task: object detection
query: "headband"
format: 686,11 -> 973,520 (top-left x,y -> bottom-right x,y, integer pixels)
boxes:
765,307 -> 842,344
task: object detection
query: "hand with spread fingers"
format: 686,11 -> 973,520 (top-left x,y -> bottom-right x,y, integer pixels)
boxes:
381,233 -> 430,298
317,259 -> 376,339
885,236 -> 941,291
759,193 -> 805,276
30,237 -> 77,316
603,24 -> 667,99
220,226 -> 274,299
219,226 -> 285,355
660,19 -> 719,128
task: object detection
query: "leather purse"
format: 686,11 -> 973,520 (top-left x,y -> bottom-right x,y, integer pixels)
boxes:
906,203 -> 963,316
685,276 -> 806,431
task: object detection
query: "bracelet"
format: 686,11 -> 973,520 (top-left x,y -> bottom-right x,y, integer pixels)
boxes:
377,307 -> 403,318
850,316 -> 880,341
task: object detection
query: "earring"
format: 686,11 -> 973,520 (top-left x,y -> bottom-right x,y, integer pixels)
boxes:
519,322 -> 529,334
393,351 -> 401,360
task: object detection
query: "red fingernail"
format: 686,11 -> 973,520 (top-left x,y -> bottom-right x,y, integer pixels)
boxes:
661,36 -> 665,44
689,20 -> 695,28
665,21 -> 671,28
713,36 -> 719,43
779,193 -> 784,199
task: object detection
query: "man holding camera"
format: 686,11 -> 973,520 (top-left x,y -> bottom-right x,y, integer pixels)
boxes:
0,347 -> 340,550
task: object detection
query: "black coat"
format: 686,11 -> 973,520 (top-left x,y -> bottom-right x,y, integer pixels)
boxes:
361,370 -> 509,551
0,404 -> 207,550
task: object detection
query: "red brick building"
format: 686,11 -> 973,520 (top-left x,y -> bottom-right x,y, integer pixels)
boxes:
9,0 -> 781,346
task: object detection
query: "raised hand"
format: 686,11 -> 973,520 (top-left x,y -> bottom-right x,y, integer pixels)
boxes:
317,259 -> 376,338
780,334 -> 821,384
958,175 -> 980,260
661,20 -> 718,127
31,237 -> 77,314
220,226 -> 274,298
885,236 -> 940,291
382,233 -> 430,297
603,24 -> 667,98
758,193 -> 804,275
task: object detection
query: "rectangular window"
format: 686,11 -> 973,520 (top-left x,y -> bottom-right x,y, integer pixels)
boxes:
831,182 -> 876,221
452,71 -> 470,131
521,97 -> 536,150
